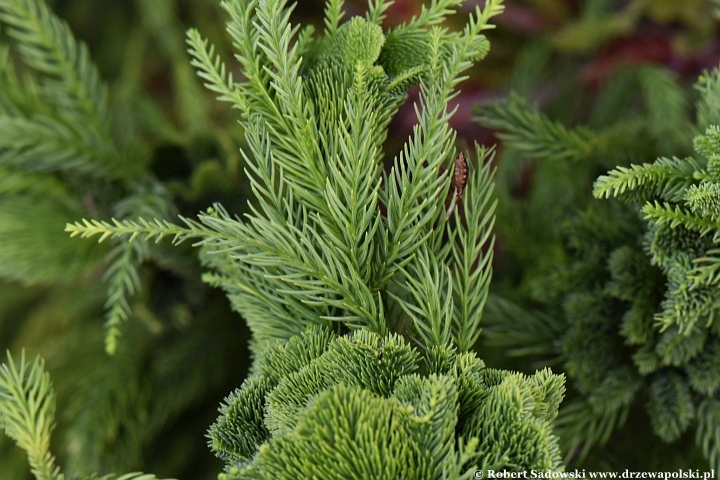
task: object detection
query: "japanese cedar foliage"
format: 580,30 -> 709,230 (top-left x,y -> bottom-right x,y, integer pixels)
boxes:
63,0 -> 572,477
479,63 -> 720,468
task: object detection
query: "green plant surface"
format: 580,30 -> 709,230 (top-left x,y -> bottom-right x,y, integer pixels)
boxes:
0,0 -> 254,476
479,62 -> 720,470
0,351 -> 177,480
66,0 -> 570,477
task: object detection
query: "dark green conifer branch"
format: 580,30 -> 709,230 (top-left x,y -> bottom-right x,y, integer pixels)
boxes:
0,0 -> 113,146
476,93 -> 596,163
476,67 -> 692,169
480,63 -> 720,469
596,122 -> 720,335
135,0 -> 210,133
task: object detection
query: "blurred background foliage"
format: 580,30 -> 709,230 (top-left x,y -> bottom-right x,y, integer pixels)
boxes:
1,0 -> 719,478
472,0 -> 720,472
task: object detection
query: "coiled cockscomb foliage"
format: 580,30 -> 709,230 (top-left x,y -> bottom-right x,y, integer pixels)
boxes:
210,326 -> 564,479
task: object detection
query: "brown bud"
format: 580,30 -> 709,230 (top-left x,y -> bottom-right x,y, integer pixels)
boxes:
452,152 -> 468,199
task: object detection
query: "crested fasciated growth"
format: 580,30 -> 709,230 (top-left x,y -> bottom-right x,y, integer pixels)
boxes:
479,66 -> 720,470
67,0 -> 568,477
211,326 -> 564,478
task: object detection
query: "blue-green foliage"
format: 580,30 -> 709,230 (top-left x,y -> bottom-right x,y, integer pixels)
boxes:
66,0 -> 570,477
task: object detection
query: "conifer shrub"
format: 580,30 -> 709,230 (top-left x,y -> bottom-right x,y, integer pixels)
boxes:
478,61 -> 720,469
49,0 -> 569,477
